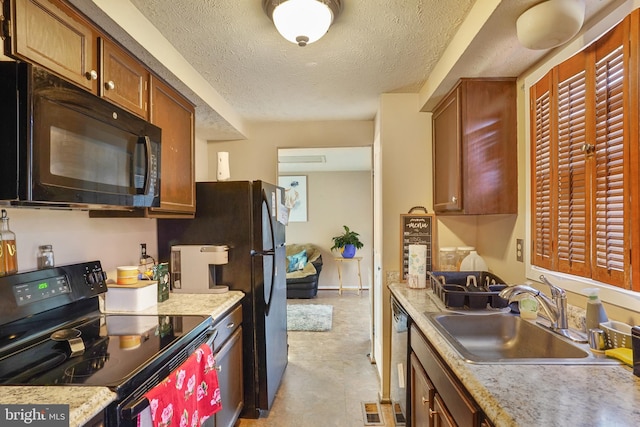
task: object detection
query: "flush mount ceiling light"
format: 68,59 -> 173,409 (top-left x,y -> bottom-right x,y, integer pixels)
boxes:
516,0 -> 585,50
263,0 -> 343,47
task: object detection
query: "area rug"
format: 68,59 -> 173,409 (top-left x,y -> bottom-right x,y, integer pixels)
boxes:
287,304 -> 333,331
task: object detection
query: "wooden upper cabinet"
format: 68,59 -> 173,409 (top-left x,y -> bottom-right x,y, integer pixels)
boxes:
5,0 -> 98,91
100,38 -> 149,119
432,78 -> 518,215
149,76 -> 196,216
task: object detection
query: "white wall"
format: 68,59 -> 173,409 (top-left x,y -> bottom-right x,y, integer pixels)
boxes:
283,170 -> 373,291
207,121 -> 374,184
378,93 -> 431,400
4,208 -> 157,279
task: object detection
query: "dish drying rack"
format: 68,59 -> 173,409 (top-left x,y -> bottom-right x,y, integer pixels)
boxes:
428,271 -> 509,310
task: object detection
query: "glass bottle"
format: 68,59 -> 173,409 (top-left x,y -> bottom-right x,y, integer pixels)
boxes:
0,232 -> 4,276
1,209 -> 18,274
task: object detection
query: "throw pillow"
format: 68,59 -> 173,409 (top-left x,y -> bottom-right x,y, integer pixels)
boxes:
287,249 -> 307,273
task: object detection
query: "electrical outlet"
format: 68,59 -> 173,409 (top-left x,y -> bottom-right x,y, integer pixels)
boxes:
516,239 -> 524,262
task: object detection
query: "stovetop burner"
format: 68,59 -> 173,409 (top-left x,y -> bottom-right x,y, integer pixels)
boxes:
0,261 -> 212,395
0,312 -> 209,388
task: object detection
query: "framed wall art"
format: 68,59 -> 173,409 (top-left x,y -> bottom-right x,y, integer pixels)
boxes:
278,175 -> 308,222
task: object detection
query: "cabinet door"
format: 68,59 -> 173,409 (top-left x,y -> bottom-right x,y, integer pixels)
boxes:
149,76 -> 196,215
410,352 -> 435,427
100,37 -> 149,118
433,394 -> 456,427
213,327 -> 244,427
10,0 -> 98,91
432,87 -> 462,212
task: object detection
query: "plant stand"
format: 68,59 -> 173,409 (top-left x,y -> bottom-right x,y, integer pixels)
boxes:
334,256 -> 363,295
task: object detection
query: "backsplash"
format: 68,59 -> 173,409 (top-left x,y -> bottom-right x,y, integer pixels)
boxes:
3,208 -> 157,277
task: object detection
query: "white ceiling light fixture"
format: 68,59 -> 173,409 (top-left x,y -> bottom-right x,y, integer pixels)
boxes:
516,0 -> 585,50
263,0 -> 343,47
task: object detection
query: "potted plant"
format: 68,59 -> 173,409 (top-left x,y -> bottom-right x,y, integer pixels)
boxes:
330,225 -> 364,258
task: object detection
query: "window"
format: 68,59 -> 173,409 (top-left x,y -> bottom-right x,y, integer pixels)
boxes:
530,15 -> 636,290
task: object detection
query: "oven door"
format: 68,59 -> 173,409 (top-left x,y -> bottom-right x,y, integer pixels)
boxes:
28,66 -> 160,208
112,326 -> 217,427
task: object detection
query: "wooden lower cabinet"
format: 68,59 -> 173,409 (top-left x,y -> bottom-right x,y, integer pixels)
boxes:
410,352 -> 435,426
410,324 -> 486,426
433,394 -> 457,427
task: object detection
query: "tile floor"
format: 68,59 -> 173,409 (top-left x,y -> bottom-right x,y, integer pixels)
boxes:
236,289 -> 394,427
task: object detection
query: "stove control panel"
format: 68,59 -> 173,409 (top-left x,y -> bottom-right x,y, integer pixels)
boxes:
0,261 -> 107,326
12,275 -> 71,306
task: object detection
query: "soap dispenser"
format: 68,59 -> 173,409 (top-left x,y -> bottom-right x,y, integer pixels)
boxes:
584,288 -> 608,330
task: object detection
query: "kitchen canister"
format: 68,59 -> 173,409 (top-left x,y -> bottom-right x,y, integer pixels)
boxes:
439,247 -> 458,271
37,244 -> 55,269
116,266 -> 140,285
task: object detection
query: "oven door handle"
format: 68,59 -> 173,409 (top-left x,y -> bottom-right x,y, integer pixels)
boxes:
206,326 -> 219,349
121,327 -> 220,420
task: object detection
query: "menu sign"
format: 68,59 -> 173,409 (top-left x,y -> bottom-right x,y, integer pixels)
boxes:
400,210 -> 435,281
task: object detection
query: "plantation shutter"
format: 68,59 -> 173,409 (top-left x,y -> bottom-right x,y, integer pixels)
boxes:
530,72 -> 554,269
591,21 -> 629,286
555,53 -> 590,276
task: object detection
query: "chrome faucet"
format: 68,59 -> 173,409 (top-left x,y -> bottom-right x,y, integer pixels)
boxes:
499,275 -> 586,343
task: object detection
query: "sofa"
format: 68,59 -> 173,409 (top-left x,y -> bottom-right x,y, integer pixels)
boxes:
285,243 -> 323,299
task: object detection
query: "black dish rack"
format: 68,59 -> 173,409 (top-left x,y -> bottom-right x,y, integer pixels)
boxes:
428,271 -> 509,309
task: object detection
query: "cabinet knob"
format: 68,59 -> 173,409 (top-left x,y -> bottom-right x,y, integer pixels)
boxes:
429,408 -> 438,418
451,196 -> 458,203
421,396 -> 429,405
85,70 -> 98,81
105,80 -> 116,90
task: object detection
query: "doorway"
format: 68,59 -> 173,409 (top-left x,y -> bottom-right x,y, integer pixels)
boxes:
277,146 -> 375,356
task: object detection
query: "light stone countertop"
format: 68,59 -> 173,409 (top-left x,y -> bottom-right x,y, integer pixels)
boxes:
0,290 -> 245,427
390,283 -> 640,426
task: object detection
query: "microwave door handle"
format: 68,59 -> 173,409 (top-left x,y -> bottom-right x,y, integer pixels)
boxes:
139,136 -> 152,195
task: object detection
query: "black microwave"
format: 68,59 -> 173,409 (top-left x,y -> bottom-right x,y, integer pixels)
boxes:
0,62 -> 161,209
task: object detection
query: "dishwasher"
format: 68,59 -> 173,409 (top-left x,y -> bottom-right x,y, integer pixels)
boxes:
390,296 -> 409,426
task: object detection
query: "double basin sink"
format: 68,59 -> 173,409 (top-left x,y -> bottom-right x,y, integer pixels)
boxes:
426,312 -> 619,364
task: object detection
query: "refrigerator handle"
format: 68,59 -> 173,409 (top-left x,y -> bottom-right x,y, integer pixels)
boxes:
250,189 -> 278,316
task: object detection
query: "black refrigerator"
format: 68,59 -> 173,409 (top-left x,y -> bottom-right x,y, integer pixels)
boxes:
157,181 -> 288,418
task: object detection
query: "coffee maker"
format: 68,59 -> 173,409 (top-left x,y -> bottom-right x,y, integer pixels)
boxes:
170,245 -> 229,293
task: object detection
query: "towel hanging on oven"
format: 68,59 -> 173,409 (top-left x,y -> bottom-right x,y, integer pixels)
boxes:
139,343 -> 222,427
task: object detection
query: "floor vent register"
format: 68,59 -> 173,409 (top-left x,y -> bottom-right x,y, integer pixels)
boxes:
361,402 -> 385,426
392,401 -> 406,426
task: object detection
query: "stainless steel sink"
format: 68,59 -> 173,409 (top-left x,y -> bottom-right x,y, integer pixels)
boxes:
426,312 -> 619,364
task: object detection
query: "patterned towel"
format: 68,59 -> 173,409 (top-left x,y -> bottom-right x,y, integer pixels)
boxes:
139,343 -> 222,427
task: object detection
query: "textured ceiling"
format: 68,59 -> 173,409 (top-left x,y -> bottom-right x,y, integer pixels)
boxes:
68,0 -> 615,141
126,0 -> 475,122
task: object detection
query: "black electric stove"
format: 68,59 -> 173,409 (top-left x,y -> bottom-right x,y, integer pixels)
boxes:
0,261 -> 214,427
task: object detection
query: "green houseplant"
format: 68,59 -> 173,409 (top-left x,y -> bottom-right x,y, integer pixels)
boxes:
331,225 -> 364,258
